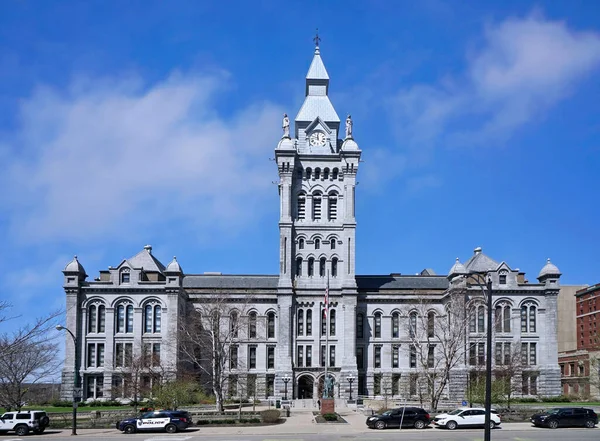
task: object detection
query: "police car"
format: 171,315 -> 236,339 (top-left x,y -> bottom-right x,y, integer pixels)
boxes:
116,410 -> 191,434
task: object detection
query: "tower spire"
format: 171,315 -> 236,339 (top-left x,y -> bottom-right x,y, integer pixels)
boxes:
313,28 -> 321,53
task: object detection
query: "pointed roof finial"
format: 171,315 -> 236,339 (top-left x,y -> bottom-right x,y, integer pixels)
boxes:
313,28 -> 321,53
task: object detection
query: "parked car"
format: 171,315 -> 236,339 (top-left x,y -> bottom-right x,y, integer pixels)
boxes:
433,407 -> 501,430
116,410 -> 191,434
530,407 -> 598,429
366,406 -> 431,429
0,410 -> 50,436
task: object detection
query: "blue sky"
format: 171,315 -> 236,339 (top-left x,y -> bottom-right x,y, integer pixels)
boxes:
1,0 -> 599,333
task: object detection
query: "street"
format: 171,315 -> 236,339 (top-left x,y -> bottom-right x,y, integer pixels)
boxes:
11,426 -> 597,441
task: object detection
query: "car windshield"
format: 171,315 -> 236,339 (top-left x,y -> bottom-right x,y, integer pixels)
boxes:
382,410 -> 394,416
141,412 -> 155,419
448,409 -> 465,415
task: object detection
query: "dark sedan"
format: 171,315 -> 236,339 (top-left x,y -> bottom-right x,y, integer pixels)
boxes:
531,407 -> 598,429
366,407 -> 431,429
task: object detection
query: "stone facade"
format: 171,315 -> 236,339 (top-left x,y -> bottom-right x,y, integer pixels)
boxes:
59,44 -> 562,403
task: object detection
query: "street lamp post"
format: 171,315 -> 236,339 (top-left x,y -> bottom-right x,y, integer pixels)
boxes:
346,374 -> 355,401
282,375 -> 290,401
56,325 -> 78,436
468,273 -> 493,441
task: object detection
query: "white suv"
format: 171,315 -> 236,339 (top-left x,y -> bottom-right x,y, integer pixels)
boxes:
0,410 -> 50,436
433,407 -> 501,430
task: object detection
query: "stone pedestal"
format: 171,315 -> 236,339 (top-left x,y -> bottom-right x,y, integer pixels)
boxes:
320,398 -> 335,415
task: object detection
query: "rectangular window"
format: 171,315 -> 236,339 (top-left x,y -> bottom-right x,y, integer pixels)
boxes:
356,347 -> 364,370
247,374 -> 257,397
266,375 -> 275,398
373,374 -> 381,395
306,310 -> 312,335
503,342 -> 511,366
87,343 -> 96,367
529,343 -> 536,366
357,314 -> 363,339
392,345 -> 399,368
469,343 -> 477,366
374,314 -> 381,338
267,346 -> 275,369
329,345 -> 335,367
306,346 -> 312,367
249,346 -> 257,369
374,346 -> 381,368
392,374 -> 401,396
297,345 -> 303,367
495,342 -> 503,365
410,345 -> 417,368
409,373 -> 418,396
477,343 -> 485,366
321,345 -> 326,367
499,274 -> 507,284
230,346 -> 238,369
427,345 -> 435,368
228,375 -> 238,397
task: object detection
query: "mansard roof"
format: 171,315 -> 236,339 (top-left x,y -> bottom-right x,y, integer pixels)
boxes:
464,246 -> 500,273
184,275 -> 279,289
356,275 -> 449,290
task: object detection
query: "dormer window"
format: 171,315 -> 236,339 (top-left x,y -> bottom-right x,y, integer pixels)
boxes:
120,271 -> 130,284
499,274 -> 507,284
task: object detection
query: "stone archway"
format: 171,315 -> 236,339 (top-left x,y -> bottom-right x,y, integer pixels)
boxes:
297,374 -> 314,399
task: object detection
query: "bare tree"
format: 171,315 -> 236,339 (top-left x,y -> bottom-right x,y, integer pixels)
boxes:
0,308 -> 62,410
493,341 -> 523,408
179,293 -> 255,413
404,289 -> 476,411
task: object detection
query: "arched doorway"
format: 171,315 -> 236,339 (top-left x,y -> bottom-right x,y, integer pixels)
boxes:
297,375 -> 314,399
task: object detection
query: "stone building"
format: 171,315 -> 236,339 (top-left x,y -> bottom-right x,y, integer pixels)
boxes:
59,43 -> 562,403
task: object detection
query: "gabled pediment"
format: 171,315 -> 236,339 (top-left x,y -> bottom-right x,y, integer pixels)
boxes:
305,117 -> 332,135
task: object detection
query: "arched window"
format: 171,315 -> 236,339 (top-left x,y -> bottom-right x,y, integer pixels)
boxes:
330,309 -> 336,336
313,192 -> 322,220
331,257 -> 338,277
249,312 -> 257,338
495,304 -> 511,333
332,168 -> 339,180
315,238 -> 321,249
314,168 -> 321,179
392,312 -> 400,338
88,305 -> 96,333
328,192 -> 338,220
323,168 -> 330,180
308,257 -> 314,277
230,311 -> 238,337
374,312 -> 382,338
299,238 -> 305,249
306,168 -> 312,179
521,303 -> 537,333
357,313 -> 364,339
319,257 -> 326,277
98,305 -> 105,333
116,305 -> 125,333
116,304 -> 134,334
321,309 -> 327,336
144,304 -> 162,334
306,309 -> 312,335
409,312 -> 417,338
330,238 -> 336,250
296,257 -> 303,277
297,194 -> 306,220
427,311 -> 435,337
267,312 -> 275,339
297,309 -> 304,336
469,305 -> 485,333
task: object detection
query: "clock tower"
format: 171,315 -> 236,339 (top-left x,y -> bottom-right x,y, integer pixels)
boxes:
274,40 -> 361,389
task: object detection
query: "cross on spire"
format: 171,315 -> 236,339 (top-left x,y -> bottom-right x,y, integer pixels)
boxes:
313,28 -> 321,47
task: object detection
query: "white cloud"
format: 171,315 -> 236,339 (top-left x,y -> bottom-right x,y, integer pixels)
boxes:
390,13 -> 600,148
1,71 -> 284,243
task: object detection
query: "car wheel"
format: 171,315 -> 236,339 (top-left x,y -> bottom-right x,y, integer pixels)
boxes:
40,416 -> 50,426
547,419 -> 559,429
15,425 -> 29,436
165,423 -> 178,433
488,421 -> 496,430
584,419 -> 596,428
375,420 -> 386,430
414,419 -> 426,429
446,420 -> 458,430
124,424 -> 136,434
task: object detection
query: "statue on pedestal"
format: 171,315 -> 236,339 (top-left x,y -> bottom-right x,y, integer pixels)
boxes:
282,113 -> 290,138
345,114 -> 353,139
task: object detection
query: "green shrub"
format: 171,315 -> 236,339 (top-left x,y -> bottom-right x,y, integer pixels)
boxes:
260,409 -> 280,423
513,397 -> 539,403
49,399 -> 73,407
323,413 -> 338,421
540,395 -> 571,402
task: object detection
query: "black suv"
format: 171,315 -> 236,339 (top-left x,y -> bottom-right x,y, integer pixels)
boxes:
117,410 -> 191,434
531,407 -> 598,429
366,407 -> 431,429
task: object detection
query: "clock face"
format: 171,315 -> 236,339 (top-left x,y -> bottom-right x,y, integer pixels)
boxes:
309,132 -> 326,147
